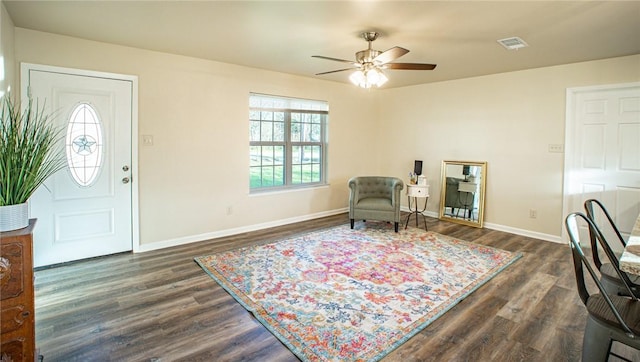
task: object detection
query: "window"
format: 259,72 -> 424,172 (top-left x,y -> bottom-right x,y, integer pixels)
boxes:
249,93 -> 328,191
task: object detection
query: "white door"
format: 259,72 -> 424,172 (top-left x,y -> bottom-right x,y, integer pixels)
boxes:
24,65 -> 137,267
564,83 -> 640,250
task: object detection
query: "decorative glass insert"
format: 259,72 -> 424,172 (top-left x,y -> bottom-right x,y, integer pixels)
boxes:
65,103 -> 103,187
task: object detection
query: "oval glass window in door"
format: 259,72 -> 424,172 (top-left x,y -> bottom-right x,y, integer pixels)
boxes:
65,103 -> 104,187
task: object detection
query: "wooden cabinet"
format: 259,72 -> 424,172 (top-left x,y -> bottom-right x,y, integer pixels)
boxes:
1,220 -> 36,362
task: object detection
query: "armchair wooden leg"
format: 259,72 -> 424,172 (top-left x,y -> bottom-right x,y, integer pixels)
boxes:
350,219 -> 354,229
394,222 -> 399,232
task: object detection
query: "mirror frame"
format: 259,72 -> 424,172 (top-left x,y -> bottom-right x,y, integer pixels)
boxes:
439,160 -> 487,228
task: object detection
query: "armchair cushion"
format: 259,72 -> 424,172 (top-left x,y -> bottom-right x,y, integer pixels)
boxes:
355,198 -> 394,211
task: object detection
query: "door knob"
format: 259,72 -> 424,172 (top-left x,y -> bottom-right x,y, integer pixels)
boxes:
122,177 -> 130,184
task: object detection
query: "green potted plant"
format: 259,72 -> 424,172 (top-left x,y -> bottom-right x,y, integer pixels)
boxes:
0,93 -> 66,232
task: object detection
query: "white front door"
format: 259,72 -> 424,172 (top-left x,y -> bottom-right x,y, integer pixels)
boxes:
23,64 -> 137,267
564,83 -> 640,249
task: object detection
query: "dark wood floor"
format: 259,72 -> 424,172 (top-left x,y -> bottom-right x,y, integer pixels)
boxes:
34,213 -> 639,361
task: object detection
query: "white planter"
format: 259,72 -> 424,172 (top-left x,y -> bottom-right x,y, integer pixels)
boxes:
0,203 -> 29,232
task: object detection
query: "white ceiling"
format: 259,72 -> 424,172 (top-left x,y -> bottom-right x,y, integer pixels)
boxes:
4,1 -> 640,88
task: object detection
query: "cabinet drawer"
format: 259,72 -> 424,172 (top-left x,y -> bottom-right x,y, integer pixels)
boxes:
1,243 -> 25,300
407,185 -> 429,197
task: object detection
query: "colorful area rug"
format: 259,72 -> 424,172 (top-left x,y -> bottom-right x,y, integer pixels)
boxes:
195,223 -> 521,361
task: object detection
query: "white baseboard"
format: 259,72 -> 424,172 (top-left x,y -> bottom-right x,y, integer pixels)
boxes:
135,208 -> 349,253
483,222 -> 563,244
399,206 -> 563,244
136,207 -> 563,253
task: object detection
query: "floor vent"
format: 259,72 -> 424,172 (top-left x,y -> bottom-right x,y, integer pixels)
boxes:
497,37 -> 529,50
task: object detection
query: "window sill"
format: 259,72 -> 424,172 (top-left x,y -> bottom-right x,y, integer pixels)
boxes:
249,183 -> 330,197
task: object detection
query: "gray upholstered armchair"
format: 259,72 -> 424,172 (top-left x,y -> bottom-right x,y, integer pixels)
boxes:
348,176 -> 404,232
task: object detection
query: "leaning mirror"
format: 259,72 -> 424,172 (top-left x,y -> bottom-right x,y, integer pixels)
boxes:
439,160 -> 487,228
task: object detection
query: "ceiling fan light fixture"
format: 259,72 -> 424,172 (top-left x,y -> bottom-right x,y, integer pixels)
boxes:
350,67 -> 388,88
315,31 -> 435,87
368,67 -> 388,87
349,70 -> 366,87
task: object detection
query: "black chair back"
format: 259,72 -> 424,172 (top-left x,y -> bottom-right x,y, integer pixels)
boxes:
566,211 -> 640,361
584,199 -> 627,269
566,212 -> 637,303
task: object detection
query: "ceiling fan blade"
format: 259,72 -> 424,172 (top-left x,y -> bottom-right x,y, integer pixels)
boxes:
315,68 -> 355,75
312,55 -> 357,65
373,46 -> 409,65
384,63 -> 437,70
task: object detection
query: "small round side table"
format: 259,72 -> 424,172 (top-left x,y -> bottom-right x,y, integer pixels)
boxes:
405,184 -> 429,230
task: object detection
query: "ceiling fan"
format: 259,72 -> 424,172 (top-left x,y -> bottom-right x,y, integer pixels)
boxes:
312,32 -> 437,88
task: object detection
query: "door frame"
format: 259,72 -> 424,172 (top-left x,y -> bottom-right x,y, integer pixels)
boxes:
20,63 -> 141,253
562,81 -> 640,242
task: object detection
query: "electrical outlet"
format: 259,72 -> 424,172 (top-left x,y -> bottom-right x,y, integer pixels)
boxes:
529,209 -> 538,219
142,135 -> 154,146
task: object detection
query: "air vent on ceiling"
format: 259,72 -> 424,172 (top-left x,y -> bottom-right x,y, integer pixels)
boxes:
497,37 -> 528,50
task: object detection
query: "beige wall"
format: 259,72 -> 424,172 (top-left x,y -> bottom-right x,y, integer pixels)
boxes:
377,54 -> 640,239
0,2 -> 14,94
14,28 -> 381,247
9,26 -> 640,248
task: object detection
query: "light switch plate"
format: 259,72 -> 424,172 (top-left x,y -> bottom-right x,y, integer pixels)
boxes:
548,144 -> 564,153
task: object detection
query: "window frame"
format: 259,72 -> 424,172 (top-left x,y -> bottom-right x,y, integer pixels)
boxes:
249,94 -> 328,192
